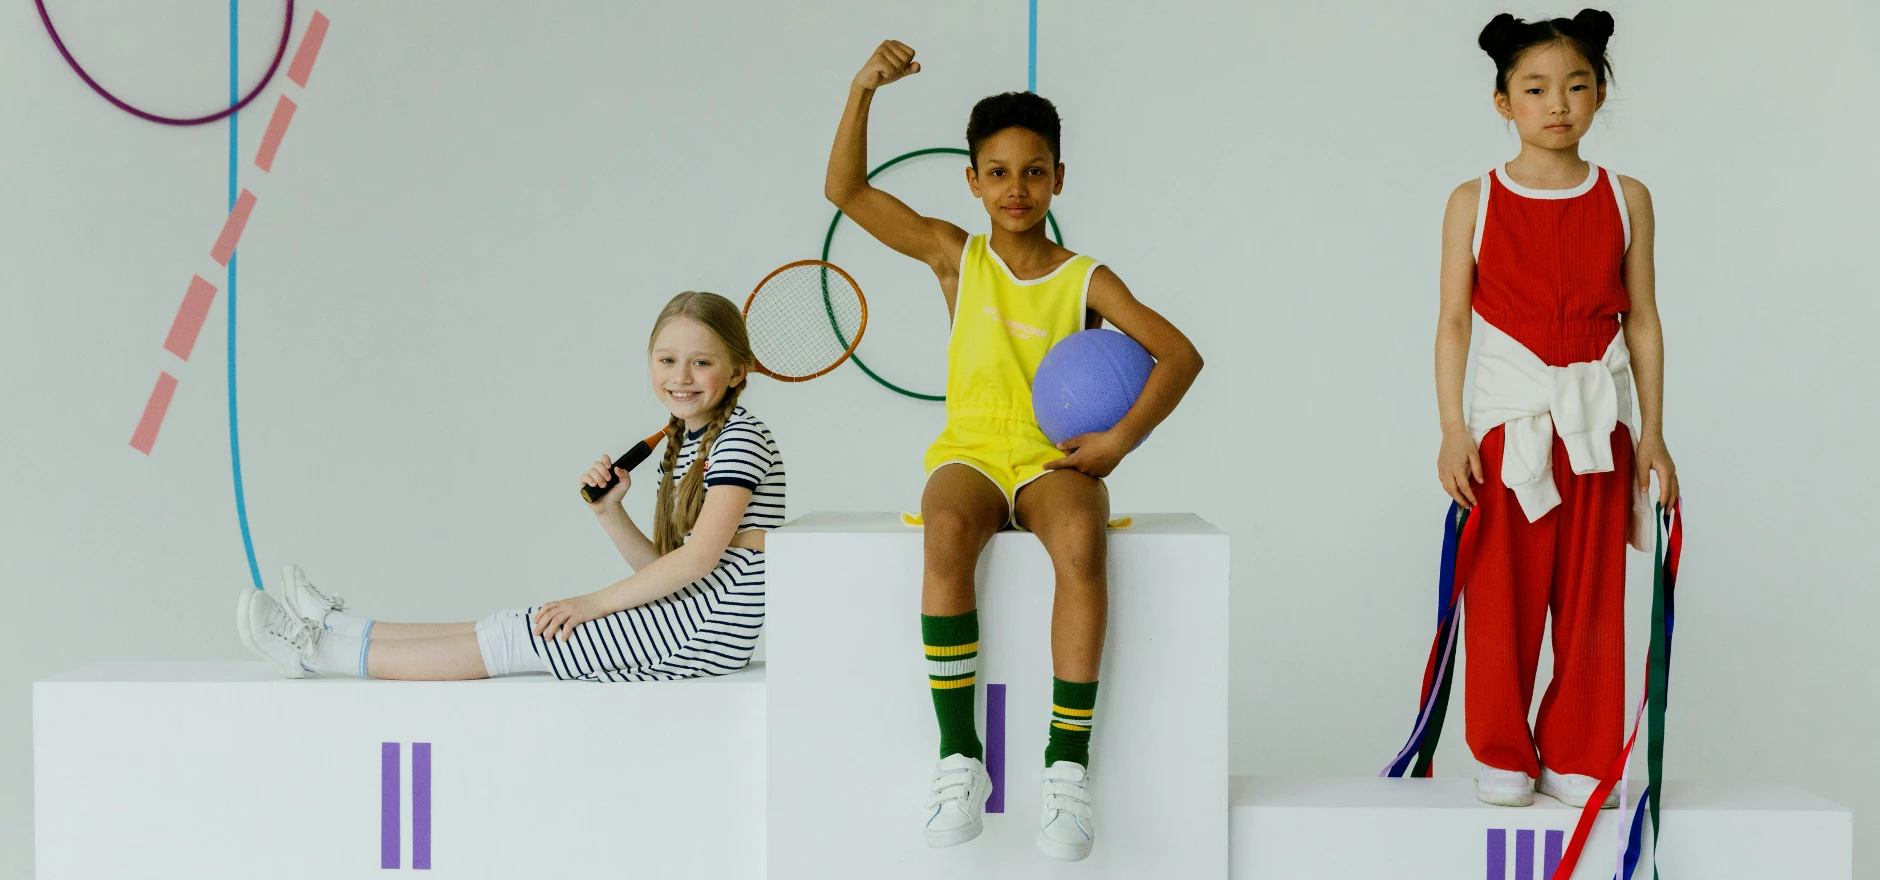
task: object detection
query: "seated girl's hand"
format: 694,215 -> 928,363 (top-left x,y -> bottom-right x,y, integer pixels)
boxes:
580,455 -> 631,513
532,593 -> 607,643
1044,430 -> 1130,478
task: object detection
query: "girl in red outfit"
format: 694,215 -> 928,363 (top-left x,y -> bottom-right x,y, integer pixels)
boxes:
1434,9 -> 1680,809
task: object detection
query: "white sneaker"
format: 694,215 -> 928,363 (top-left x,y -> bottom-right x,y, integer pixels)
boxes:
1475,767 -> 1535,807
1036,761 -> 1095,861
278,563 -> 345,629
1539,768 -> 1619,809
922,754 -> 993,848
236,588 -> 317,679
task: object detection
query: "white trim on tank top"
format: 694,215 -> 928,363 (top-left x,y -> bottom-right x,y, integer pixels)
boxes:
1495,160 -> 1599,200
1472,173 -> 1492,260
981,234 -> 1081,286
1077,260 -> 1104,327
945,232 -> 975,346
1607,168 -> 1632,252
1473,163 -> 1626,259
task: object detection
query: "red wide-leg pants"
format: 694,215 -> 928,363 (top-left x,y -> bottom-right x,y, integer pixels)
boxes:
1463,424 -> 1633,779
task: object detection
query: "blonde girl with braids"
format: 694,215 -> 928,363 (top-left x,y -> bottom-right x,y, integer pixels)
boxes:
235,291 -> 787,683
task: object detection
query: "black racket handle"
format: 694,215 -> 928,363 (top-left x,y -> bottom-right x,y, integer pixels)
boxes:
580,428 -> 668,503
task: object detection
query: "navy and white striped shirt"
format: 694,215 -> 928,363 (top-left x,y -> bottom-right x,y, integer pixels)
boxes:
657,406 -> 785,533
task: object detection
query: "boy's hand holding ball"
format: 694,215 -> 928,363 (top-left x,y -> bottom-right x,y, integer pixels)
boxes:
1045,430 -> 1131,479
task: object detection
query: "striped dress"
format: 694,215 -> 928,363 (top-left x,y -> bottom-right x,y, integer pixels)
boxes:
529,407 -> 784,682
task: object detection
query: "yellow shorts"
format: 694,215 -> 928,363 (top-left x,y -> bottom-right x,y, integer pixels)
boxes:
922,415 -> 1066,527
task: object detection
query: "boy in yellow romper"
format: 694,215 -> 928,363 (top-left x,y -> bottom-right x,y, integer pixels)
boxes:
825,40 -> 1204,862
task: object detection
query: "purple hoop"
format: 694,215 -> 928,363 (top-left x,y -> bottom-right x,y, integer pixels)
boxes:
35,0 -> 294,126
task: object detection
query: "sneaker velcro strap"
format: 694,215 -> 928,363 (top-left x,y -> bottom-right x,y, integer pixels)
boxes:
1043,782 -> 1089,800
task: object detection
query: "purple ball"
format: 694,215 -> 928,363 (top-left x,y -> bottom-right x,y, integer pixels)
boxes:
1031,329 -> 1156,447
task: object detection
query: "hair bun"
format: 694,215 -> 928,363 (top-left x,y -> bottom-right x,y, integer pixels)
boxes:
1571,8 -> 1615,45
1478,13 -> 1525,58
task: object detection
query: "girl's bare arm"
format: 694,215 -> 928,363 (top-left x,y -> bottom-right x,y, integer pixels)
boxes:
1619,176 -> 1679,505
1436,179 -> 1483,507
534,486 -> 753,641
593,506 -> 659,571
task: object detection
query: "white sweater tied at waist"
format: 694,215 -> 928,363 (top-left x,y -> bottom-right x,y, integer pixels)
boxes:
1467,317 -> 1649,549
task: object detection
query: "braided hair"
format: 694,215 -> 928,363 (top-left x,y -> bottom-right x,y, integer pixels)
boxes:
1478,9 -> 1615,94
647,291 -> 756,555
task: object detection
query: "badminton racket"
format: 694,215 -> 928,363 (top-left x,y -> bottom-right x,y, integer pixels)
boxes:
579,260 -> 866,501
743,260 -> 868,381
579,427 -> 671,503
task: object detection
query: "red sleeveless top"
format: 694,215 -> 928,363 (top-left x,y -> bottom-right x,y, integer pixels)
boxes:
1472,163 -> 1632,367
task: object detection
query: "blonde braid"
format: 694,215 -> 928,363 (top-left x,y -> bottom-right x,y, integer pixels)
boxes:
651,414 -> 686,554
663,383 -> 745,553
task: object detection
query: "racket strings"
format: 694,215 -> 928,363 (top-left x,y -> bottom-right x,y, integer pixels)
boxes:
746,264 -> 865,379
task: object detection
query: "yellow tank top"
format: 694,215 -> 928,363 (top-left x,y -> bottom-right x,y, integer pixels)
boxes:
943,234 -> 1100,426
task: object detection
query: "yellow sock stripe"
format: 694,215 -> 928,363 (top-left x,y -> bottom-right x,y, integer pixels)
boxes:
1051,721 -> 1092,731
930,676 -> 976,690
923,642 -> 979,658
1051,704 -> 1094,718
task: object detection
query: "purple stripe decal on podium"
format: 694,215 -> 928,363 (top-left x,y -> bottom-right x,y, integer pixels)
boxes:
986,683 -> 1007,814
1544,829 -> 1563,878
412,743 -> 432,869
1515,829 -> 1536,880
381,743 -> 400,868
1487,828 -> 1507,880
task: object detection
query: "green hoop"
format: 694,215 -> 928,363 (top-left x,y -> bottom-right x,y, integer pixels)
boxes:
821,146 -> 1064,402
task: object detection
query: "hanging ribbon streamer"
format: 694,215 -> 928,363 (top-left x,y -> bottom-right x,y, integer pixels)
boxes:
36,0 -> 294,126
1381,501 -> 1683,880
1381,502 -> 1473,778
1551,500 -> 1680,880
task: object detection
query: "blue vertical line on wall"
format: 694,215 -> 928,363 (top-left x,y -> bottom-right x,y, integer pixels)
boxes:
1027,0 -> 1037,92
229,0 -> 262,590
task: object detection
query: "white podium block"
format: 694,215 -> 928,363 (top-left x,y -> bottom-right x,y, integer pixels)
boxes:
766,513 -> 1229,879
1230,777 -> 1852,879
35,661 -> 766,879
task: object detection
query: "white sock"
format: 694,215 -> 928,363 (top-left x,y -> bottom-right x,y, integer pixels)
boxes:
310,624 -> 372,677
320,609 -> 372,638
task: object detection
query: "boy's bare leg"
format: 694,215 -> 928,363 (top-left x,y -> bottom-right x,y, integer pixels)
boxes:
365,633 -> 489,680
1015,469 -> 1110,682
921,464 -> 1008,614
366,621 -> 476,639
916,465 -> 1003,843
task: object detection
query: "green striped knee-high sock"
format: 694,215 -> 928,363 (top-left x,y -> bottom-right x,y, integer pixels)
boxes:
922,611 -> 983,761
1045,678 -> 1099,767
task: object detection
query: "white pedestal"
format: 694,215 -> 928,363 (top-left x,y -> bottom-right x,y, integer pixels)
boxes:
766,512 -> 1230,879
34,661 -> 767,879
1230,777 -> 1852,879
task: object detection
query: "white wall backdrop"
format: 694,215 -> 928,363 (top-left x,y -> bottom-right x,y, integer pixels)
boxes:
3,1 -> 1877,876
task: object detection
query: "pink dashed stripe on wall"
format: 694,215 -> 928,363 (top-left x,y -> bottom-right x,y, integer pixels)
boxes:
163,275 -> 219,361
254,95 -> 298,172
210,189 -> 257,267
130,372 -> 180,454
286,11 -> 329,87
128,11 -> 331,457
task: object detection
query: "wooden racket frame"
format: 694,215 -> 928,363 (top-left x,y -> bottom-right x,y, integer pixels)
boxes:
742,259 -> 869,382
